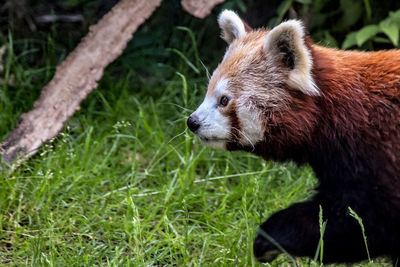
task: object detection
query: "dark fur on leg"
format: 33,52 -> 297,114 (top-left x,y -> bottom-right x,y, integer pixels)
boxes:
253,196 -> 395,264
254,201 -> 320,262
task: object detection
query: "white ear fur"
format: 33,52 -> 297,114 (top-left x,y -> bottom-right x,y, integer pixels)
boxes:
218,10 -> 246,44
264,20 -> 319,96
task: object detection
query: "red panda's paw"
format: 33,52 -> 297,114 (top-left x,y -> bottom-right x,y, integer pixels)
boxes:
253,233 -> 280,262
253,201 -> 320,262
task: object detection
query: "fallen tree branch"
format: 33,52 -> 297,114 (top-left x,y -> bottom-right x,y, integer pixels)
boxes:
1,0 -> 161,164
181,0 -> 225,18
1,0 -> 226,168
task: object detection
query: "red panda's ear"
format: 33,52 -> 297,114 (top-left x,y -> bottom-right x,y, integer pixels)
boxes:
264,20 -> 319,96
218,10 -> 246,44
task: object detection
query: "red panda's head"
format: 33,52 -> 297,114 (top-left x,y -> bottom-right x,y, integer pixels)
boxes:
188,10 -> 320,156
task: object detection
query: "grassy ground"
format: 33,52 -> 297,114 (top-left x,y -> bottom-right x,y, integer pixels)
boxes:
0,17 -> 391,267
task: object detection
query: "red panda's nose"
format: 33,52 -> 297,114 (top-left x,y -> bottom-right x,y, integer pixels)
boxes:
187,115 -> 201,132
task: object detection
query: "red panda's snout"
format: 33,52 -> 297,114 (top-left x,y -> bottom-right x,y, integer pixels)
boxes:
188,77 -> 266,151
187,83 -> 232,150
187,115 -> 200,132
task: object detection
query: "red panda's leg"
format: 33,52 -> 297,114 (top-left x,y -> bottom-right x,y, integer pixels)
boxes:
253,200 -> 371,263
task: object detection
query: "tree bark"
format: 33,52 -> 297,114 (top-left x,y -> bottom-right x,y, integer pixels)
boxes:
181,0 -> 225,18
1,0 -> 161,164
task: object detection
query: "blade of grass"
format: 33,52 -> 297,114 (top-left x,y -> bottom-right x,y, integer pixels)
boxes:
176,26 -> 201,71
314,205 -> 327,263
348,206 -> 371,262
167,48 -> 199,74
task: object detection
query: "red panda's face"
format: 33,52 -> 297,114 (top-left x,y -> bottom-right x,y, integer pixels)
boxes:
187,10 -> 320,152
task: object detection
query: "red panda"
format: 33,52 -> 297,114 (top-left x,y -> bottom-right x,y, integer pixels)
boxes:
187,10 -> 400,263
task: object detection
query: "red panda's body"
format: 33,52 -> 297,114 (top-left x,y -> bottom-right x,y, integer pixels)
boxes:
187,10 -> 400,263
250,44 -> 400,263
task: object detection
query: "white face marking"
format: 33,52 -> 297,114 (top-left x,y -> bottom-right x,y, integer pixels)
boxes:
214,78 -> 229,96
236,102 -> 264,149
191,78 -> 231,150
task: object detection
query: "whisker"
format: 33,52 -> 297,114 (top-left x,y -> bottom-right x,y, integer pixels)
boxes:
231,127 -> 255,152
200,59 -> 211,80
168,128 -> 188,143
163,102 -> 194,112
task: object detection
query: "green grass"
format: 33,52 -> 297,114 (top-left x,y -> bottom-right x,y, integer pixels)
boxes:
0,26 -> 392,266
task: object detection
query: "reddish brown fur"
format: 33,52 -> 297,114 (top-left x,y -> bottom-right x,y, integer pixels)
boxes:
308,40 -> 400,191
249,38 -> 400,263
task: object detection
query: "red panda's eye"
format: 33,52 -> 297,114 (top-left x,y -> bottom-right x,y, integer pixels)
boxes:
219,96 -> 229,107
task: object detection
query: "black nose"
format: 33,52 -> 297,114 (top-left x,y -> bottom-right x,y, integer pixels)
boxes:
187,115 -> 201,132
